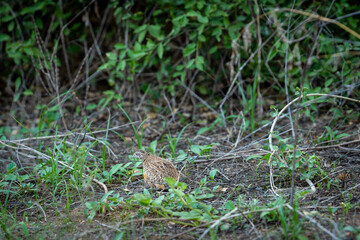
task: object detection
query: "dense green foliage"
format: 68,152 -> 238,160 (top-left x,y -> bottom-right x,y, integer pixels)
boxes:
1,0 -> 359,126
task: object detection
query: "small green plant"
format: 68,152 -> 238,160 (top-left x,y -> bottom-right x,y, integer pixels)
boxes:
190,143 -> 219,157
101,162 -> 134,184
316,126 -> 349,144
148,140 -> 157,154
209,169 -> 218,181
132,178 -> 217,224
85,90 -> 123,111
278,204 -> 305,239
85,191 -> 121,221
265,135 -> 327,184
166,123 -> 191,158
197,115 -> 225,135
119,105 -> 147,150
260,198 -> 307,239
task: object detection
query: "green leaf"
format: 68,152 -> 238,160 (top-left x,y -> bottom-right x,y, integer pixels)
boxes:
114,43 -> 126,49
114,231 -> 125,240
173,188 -> 185,197
246,155 -> 262,161
209,169 -> 217,179
86,103 -> 97,110
134,193 -> 151,206
267,48 -> 277,61
197,15 -> 208,23
197,127 -> 210,135
7,162 -> 17,173
157,43 -> 164,59
15,77 -> 21,91
150,140 -> 157,153
196,193 -> 214,199
212,28 -> 222,42
164,177 -> 176,187
190,145 -> 201,155
23,89 -> 32,96
101,190 -> 114,202
134,24 -> 147,33
195,56 -> 204,71
106,52 -> 117,60
225,200 -> 235,210
186,59 -> 195,69
0,34 -> 10,42
172,15 -> 188,28
183,43 -> 196,57
220,223 -> 231,231
336,133 -> 349,139
5,173 -> 16,181
148,25 -> 161,38
109,164 -> 123,176
118,60 -> 126,71
173,210 -> 201,220
209,46 -> 218,54
152,195 -> 164,207
177,182 -> 187,191
198,34 -> 206,42
187,10 -> 199,17
8,21 -> 15,31
98,63 -> 109,71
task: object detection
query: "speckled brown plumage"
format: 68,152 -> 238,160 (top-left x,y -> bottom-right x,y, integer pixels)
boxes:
132,150 -> 179,189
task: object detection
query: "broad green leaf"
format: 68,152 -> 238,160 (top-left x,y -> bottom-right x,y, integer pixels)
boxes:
186,59 -> 195,69
106,52 -> 117,61
197,15 -> 208,24
212,28 -> 222,42
101,190 -> 114,202
152,195 -> 164,207
86,103 -> 97,110
225,200 -> 235,210
195,56 -> 204,71
8,21 -> 15,31
0,34 -> 10,42
148,25 -> 161,38
173,188 -> 185,197
173,210 -> 201,220
164,177 -> 176,187
134,24 -> 147,33
190,145 -> 201,155
118,60 -> 126,71
109,164 -> 123,175
7,162 -> 17,173
134,193 -> 151,206
209,169 -> 217,179
5,173 -> 16,181
183,43 -> 196,57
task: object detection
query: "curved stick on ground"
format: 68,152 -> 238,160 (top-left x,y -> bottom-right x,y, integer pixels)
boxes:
268,93 -> 360,196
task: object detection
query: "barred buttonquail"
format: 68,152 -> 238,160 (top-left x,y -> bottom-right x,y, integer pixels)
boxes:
132,150 -> 179,189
